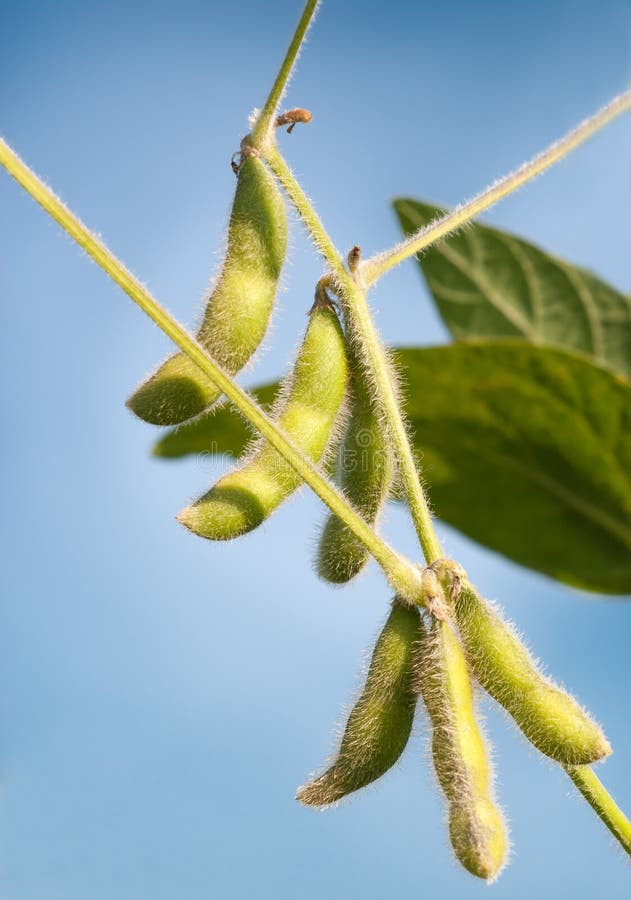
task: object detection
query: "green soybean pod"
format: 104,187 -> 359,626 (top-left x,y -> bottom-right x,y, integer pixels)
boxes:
455,584 -> 611,766
297,599 -> 422,807
127,154 -> 287,426
316,348 -> 394,583
418,615 -> 507,881
178,302 -> 348,540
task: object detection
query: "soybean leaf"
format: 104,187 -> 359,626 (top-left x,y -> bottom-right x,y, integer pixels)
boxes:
152,343 -> 631,595
152,382 -> 279,459
394,198 -> 631,380
399,342 -> 631,595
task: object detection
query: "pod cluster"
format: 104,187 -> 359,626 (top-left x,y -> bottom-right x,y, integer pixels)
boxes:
298,567 -> 610,882
126,148 -> 355,542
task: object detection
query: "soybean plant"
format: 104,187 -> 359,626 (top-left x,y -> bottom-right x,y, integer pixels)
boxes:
2,0 -> 631,883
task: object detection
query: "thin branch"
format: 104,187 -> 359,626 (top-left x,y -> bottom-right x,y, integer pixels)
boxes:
251,0 -> 320,147
0,135 -> 425,607
361,88 -> 631,286
565,765 -> 631,858
263,143 -> 345,275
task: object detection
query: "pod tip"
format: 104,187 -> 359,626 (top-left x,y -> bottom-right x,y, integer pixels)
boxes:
295,775 -> 340,808
176,505 -> 197,532
597,735 -> 613,760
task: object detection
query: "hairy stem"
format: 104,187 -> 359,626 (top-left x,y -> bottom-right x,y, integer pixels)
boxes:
362,88 -> 631,286
565,765 -> 631,857
263,144 -> 345,275
251,0 -> 320,147
263,145 -> 443,563
343,278 -> 443,563
0,136 -> 424,606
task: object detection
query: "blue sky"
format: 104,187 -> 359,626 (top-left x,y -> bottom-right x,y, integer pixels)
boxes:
1,1 -> 631,897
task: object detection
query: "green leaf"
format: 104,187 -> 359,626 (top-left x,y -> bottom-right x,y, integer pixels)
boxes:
151,343 -> 631,595
393,198 -> 631,380
152,382 -> 279,459
399,342 -> 631,595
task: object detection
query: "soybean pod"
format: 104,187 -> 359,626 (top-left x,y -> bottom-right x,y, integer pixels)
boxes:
127,153 -> 287,425
316,346 -> 394,584
417,610 -> 508,882
455,584 -> 610,766
178,299 -> 348,540
297,599 -> 422,807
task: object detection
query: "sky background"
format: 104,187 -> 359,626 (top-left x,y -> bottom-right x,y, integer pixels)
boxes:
1,0 -> 631,897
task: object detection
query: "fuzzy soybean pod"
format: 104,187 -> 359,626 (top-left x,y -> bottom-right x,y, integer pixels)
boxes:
297,599 -> 422,807
127,154 -> 287,426
178,302 -> 348,540
417,613 -> 508,881
454,584 -> 610,765
316,350 -> 394,583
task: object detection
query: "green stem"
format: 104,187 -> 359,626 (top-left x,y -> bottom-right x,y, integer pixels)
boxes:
342,278 -> 443,563
361,88 -> 631,286
263,145 -> 443,564
251,0 -> 320,147
0,136 -> 424,607
263,144 -> 345,275
565,765 -> 631,857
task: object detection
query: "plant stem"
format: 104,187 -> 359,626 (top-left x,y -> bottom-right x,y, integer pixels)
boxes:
361,88 -> 631,286
251,0 -> 320,147
0,136 -> 424,606
343,279 -> 443,563
263,144 -> 345,275
565,765 -> 631,857
263,145 -> 443,564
